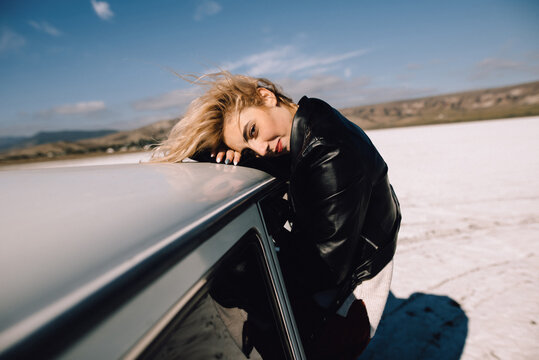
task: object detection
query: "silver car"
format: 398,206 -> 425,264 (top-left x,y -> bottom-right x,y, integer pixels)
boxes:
0,162 -> 305,359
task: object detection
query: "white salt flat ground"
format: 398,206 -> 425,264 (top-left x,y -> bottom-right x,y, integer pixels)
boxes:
3,116 -> 538,359
361,116 -> 539,360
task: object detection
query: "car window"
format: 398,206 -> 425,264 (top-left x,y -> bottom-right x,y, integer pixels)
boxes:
138,230 -> 291,359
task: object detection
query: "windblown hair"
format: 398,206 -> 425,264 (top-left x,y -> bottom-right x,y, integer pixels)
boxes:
152,71 -> 294,163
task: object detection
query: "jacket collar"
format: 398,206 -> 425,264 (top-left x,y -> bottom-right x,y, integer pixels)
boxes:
290,96 -> 311,163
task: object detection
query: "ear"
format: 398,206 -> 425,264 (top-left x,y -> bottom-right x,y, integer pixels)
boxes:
257,87 -> 277,107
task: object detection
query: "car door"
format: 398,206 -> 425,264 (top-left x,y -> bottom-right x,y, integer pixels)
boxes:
56,187 -> 304,360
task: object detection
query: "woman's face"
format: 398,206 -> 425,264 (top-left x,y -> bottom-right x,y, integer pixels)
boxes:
223,88 -> 296,157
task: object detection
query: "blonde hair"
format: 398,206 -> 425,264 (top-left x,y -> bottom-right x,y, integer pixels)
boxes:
152,71 -> 294,163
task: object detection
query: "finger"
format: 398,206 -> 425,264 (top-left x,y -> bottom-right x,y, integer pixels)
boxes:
233,151 -> 241,166
215,150 -> 226,163
224,149 -> 235,165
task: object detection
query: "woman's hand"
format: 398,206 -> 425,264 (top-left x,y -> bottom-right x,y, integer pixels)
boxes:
212,149 -> 242,165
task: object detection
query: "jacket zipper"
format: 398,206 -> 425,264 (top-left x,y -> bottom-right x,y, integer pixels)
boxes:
362,235 -> 379,250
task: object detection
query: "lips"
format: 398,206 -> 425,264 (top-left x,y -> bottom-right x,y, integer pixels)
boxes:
275,139 -> 283,153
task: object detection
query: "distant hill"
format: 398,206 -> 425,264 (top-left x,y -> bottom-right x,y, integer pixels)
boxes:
1,80 -> 538,164
0,136 -> 26,152
341,80 -> 539,130
0,130 -> 117,152
0,119 -> 176,163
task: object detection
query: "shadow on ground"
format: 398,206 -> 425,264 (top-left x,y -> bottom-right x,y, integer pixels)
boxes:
359,291 -> 468,360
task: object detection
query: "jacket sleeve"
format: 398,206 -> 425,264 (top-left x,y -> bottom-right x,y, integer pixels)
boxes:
290,143 -> 372,289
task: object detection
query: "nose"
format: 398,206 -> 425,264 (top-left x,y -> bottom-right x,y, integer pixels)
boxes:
252,140 -> 269,157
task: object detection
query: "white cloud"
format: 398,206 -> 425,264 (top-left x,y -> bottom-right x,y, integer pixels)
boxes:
278,75 -> 369,106
478,57 -> 521,70
132,88 -> 202,111
0,28 -> 26,53
91,0 -> 114,21
406,63 -> 423,70
131,113 -> 178,127
471,57 -> 539,80
277,75 -> 435,108
28,21 -> 62,36
395,73 -> 415,82
41,101 -> 106,116
194,1 -> 222,21
222,45 -> 370,77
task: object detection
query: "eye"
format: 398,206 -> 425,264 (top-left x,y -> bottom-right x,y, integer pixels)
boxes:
249,124 -> 256,138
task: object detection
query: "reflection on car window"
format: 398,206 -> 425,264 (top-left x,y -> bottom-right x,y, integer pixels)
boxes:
146,293 -> 261,360
140,232 -> 289,360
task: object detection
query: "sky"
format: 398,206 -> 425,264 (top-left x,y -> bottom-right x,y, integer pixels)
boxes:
0,0 -> 538,137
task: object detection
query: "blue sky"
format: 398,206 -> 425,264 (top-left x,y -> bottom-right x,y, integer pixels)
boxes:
1,0 -> 538,136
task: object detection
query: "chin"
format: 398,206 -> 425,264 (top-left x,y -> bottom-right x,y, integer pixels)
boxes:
273,150 -> 289,157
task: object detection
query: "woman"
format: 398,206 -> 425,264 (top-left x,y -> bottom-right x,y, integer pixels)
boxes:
154,72 -> 401,359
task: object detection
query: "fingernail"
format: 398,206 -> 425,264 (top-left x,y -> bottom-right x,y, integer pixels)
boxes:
233,160 -> 238,166
216,157 -> 221,163
224,159 -> 230,165
210,153 -> 215,158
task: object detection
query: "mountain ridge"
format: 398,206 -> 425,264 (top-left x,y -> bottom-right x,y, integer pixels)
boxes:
0,130 -> 118,152
1,80 -> 538,164
340,80 -> 539,130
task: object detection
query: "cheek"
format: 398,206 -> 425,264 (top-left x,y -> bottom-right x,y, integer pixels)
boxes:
229,142 -> 246,153
261,117 -> 280,138
268,110 -> 286,135
223,125 -> 242,152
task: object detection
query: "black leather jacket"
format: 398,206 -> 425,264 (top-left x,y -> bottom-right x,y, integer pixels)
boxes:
192,96 -> 400,296
286,96 -> 401,294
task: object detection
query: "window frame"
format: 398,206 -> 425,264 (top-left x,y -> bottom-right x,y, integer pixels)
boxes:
137,228 -> 292,359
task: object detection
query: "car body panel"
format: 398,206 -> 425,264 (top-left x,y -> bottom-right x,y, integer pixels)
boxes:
0,162 -> 280,357
60,204 -> 266,359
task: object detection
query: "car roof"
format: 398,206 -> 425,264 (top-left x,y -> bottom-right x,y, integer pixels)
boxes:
0,162 -> 276,354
